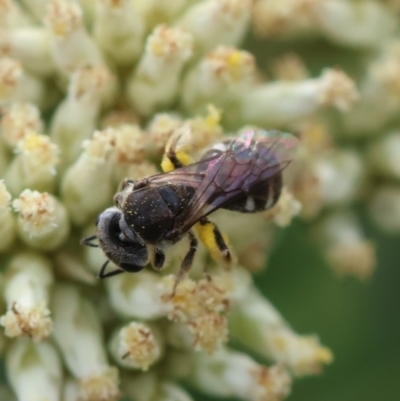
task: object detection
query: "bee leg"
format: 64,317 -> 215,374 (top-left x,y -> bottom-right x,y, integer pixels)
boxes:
152,248 -> 165,270
81,235 -> 99,248
98,260 -> 125,279
196,218 -> 233,268
161,144 -> 193,172
172,231 -> 197,295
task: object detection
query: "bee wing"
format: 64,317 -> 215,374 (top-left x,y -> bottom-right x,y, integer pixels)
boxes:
146,129 -> 298,234
176,129 -> 299,232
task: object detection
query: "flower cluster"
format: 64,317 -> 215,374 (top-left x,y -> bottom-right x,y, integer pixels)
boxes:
1,0 -> 398,400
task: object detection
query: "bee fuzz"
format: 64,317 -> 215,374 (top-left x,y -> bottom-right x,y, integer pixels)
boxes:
117,323 -> 161,371
0,301 -> 52,342
79,366 -> 120,401
263,188 -> 302,227
188,312 -> 228,354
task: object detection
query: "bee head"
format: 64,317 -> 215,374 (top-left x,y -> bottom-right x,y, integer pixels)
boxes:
95,207 -> 148,273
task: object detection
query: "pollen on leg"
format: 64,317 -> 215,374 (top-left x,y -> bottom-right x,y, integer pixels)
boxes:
196,219 -> 236,268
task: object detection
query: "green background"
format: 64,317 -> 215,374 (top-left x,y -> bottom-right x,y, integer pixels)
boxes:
190,219 -> 400,401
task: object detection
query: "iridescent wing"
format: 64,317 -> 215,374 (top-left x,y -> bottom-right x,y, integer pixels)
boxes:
147,129 -> 298,234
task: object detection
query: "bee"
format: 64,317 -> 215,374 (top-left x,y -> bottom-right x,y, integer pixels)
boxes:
82,129 -> 298,290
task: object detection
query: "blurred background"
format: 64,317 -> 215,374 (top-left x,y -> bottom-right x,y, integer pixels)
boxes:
190,219 -> 400,401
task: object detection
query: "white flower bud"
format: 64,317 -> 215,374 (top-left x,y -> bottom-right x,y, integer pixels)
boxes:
0,28 -> 55,76
236,68 -> 358,127
93,0 -> 145,66
0,102 -> 43,148
6,339 -> 63,401
13,190 -> 70,250
230,287 -> 333,376
313,211 -> 376,280
52,284 -> 120,401
61,128 -> 116,226
0,252 -> 53,341
50,66 -> 111,170
0,179 -> 16,252
189,348 -> 292,401
4,132 -> 60,196
181,46 -> 256,115
368,185 -> 400,233
0,0 -> 32,28
176,0 -> 252,54
109,321 -> 165,371
127,25 -> 193,116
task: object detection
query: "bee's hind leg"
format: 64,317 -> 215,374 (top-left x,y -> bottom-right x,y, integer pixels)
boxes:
172,231 -> 198,295
195,217 -> 234,269
161,138 -> 193,172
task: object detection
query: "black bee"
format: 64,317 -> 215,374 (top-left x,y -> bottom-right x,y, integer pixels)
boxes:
82,129 -> 298,287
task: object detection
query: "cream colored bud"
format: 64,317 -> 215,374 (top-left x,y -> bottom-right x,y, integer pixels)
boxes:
0,102 -> 43,147
127,25 -> 193,116
237,68 -> 358,127
13,190 -> 70,250
52,284 -> 120,401
263,187 -> 302,227
182,47 -> 256,114
0,0 -> 32,28
176,0 -> 252,54
189,348 -> 292,401
230,287 -> 333,376
94,0 -> 145,66
109,322 -> 164,371
0,57 -> 47,108
0,56 -> 22,101
167,312 -> 229,354
270,53 -> 309,81
368,185 -> 400,233
61,128 -> 116,226
367,131 -> 400,179
134,0 -> 187,29
0,28 -> 55,76
0,179 -> 16,252
50,66 -> 111,169
253,0 -> 396,48
313,211 -> 376,280
5,132 -> 59,196
45,0 -> 105,75
6,339 -> 63,401
122,371 -> 194,401
0,252 -> 53,341
147,112 -> 183,156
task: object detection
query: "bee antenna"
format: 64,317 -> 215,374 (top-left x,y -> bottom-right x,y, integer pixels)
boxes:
81,235 -> 99,248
